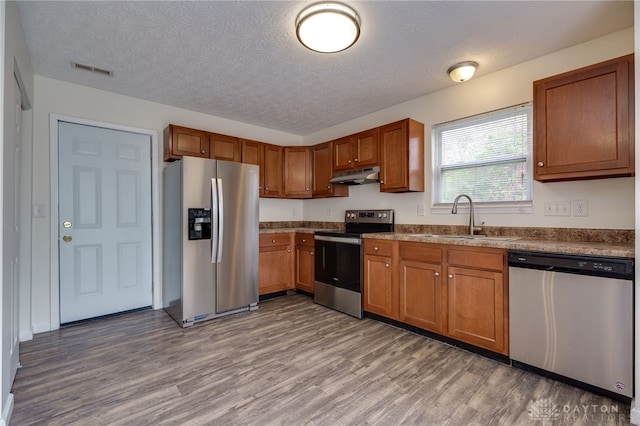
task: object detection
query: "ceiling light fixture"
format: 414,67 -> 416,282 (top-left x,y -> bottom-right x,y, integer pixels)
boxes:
295,2 -> 360,53
447,61 -> 478,83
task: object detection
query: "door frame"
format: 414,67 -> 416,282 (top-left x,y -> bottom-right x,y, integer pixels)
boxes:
49,114 -> 162,330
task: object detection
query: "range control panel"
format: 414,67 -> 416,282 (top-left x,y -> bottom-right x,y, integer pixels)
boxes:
345,209 -> 394,224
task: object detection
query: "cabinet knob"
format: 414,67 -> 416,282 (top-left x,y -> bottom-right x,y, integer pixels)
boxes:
310,251 -> 314,255
305,188 -> 309,191
327,185 -> 331,189
538,161 -> 544,167
287,249 -> 291,253
201,150 -> 206,154
348,159 -> 352,163
265,187 -> 269,190
271,239 -> 276,243
354,158 -> 359,162
385,263 -> 389,268
374,247 -> 379,251
434,272 -> 440,277
302,239 -> 306,243
448,274 -> 453,279
380,180 -> 384,184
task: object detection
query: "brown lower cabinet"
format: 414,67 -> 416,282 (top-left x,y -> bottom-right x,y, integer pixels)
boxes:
294,233 -> 315,293
259,233 -> 294,295
364,239 -> 509,355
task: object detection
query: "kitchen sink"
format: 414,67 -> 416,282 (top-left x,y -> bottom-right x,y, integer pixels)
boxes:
407,233 -> 520,241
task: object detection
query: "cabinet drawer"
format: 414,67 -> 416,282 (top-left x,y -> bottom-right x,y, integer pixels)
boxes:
398,242 -> 442,263
364,239 -> 393,257
295,233 -> 314,246
259,233 -> 292,247
447,248 -> 505,271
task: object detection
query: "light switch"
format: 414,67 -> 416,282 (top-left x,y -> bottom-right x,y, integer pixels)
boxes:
32,203 -> 46,218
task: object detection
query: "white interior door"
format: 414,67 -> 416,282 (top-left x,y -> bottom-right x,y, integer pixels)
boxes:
58,122 -> 152,324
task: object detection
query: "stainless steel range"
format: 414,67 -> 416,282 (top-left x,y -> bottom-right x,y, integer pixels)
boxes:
314,209 -> 394,318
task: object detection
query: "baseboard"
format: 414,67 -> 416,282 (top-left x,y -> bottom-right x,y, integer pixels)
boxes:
19,329 -> 33,342
630,406 -> 640,425
32,321 -> 52,334
1,392 -> 14,426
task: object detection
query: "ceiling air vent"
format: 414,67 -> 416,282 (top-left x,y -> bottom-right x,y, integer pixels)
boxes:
70,61 -> 113,77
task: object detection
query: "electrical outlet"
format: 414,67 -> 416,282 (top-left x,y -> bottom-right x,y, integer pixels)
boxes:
544,202 -> 554,216
573,200 -> 588,217
558,201 -> 571,216
417,204 -> 425,216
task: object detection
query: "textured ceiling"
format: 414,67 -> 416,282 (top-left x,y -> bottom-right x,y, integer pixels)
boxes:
17,1 -> 633,135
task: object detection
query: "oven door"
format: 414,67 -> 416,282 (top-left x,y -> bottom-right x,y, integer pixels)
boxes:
314,235 -> 362,293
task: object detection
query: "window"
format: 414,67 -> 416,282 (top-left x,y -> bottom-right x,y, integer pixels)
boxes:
432,103 -> 532,212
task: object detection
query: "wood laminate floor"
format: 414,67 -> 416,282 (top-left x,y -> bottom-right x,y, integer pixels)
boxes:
12,294 -> 630,425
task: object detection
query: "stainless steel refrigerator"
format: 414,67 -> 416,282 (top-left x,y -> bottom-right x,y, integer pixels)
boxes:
163,156 -> 259,327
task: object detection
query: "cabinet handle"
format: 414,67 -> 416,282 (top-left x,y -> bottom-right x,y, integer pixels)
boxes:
448,274 -> 453,279
538,161 -> 544,167
374,247 -> 379,251
434,272 -> 440,277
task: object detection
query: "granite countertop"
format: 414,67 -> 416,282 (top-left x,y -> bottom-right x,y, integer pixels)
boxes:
365,232 -> 634,258
258,224 -> 634,258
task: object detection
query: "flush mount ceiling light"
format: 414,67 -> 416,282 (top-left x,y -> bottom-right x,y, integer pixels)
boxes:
447,61 -> 478,83
296,2 -> 361,53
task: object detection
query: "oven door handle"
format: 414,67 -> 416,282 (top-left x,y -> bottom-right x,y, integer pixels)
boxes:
314,235 -> 362,245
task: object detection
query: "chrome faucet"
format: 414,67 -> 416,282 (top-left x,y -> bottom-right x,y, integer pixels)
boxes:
452,194 -> 482,235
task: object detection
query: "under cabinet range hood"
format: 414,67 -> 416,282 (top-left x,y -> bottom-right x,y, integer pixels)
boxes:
330,166 -> 380,185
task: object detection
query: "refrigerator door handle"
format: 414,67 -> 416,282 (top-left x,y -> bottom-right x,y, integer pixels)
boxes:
216,178 -> 224,263
211,178 -> 218,264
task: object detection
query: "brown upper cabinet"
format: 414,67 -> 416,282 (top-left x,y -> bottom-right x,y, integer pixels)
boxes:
241,139 -> 265,195
333,128 -> 379,171
164,125 -> 209,161
379,119 -> 425,193
533,54 -> 634,181
312,142 -> 348,198
263,144 -> 284,198
284,147 -> 312,198
209,133 -> 241,162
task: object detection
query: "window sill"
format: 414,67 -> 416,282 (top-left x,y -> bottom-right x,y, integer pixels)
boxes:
431,201 -> 533,215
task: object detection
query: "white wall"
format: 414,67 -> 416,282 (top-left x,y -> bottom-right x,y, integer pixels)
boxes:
303,28 -> 635,230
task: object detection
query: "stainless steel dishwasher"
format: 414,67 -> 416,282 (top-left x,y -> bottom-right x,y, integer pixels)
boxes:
509,250 -> 634,400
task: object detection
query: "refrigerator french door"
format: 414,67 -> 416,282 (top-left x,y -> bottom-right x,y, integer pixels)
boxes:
163,157 -> 259,327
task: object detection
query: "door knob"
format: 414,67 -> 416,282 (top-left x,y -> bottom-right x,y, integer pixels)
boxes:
62,235 -> 72,242
63,221 -> 72,228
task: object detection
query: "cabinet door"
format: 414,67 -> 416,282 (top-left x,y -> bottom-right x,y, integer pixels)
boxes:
284,146 -> 311,198
164,125 -> 209,160
295,245 -> 314,293
399,259 -> 443,334
353,128 -> 379,167
209,133 -> 240,162
446,266 -> 506,354
263,144 -> 284,197
333,136 -> 355,171
379,119 -> 424,193
241,139 -> 265,195
364,254 -> 394,319
312,142 -> 348,198
534,54 -> 634,181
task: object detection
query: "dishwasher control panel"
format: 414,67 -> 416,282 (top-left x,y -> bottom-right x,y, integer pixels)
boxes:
508,250 -> 634,280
